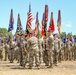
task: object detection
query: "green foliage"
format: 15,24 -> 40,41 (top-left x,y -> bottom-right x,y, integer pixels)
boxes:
58,32 -> 66,39
67,33 -> 71,38
0,28 -> 13,39
58,32 -> 76,39
73,35 -> 76,38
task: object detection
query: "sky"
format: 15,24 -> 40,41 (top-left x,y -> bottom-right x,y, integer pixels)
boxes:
0,0 -> 76,35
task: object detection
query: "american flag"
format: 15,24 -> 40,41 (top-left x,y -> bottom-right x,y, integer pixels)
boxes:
27,4 -> 33,31
8,9 -> 14,32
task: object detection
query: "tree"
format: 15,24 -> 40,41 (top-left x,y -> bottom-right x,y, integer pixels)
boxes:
67,33 -> 71,38
58,32 -> 66,39
0,28 -> 13,40
73,35 -> 76,38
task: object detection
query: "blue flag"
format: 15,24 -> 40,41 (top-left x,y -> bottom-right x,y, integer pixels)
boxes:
62,34 -> 66,43
16,14 -> 24,35
8,9 -> 14,32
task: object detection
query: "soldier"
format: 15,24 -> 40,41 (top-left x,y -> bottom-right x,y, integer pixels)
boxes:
8,38 -> 15,63
0,35 -> 2,46
27,32 -> 40,69
0,43 -> 3,60
16,36 -> 21,63
58,37 -> 64,62
14,40 -> 19,61
4,39 -> 9,61
47,30 -> 54,68
73,38 -> 76,60
21,34 -> 29,68
65,38 -> 72,60
24,34 -> 30,65
18,34 -> 24,66
17,34 -> 28,68
36,35 -> 43,64
42,36 -> 49,66
53,34 -> 59,66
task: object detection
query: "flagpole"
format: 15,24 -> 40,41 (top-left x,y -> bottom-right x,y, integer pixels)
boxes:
44,5 -> 48,51
36,12 -> 40,50
36,12 -> 39,38
64,33 -> 66,60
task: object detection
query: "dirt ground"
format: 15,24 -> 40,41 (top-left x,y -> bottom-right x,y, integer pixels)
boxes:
0,60 -> 76,75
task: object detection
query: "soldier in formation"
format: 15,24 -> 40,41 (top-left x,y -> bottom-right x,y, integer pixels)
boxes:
4,39 -> 9,61
0,43 -> 3,60
58,37 -> 64,62
27,32 -> 40,69
53,34 -> 59,66
1,32 -> 76,69
8,38 -> 15,63
73,38 -> 76,60
65,38 -> 72,60
47,30 -> 54,68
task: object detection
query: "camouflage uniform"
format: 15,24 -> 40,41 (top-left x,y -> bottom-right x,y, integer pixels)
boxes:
47,36 -> 54,67
42,37 -> 49,66
18,38 -> 24,66
38,38 -> 43,63
8,41 -> 15,63
18,38 -> 27,67
14,43 -> 19,61
0,45 -> 3,60
16,39 -> 21,63
42,35 -> 54,68
58,39 -> 64,62
4,43 -> 9,61
21,39 -> 28,68
73,40 -> 76,60
65,40 -> 72,60
71,43 -> 74,60
27,36 -> 40,69
53,38 -> 59,65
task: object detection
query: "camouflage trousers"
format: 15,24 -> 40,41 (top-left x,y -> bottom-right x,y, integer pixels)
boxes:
0,50 -> 3,60
71,49 -> 74,60
4,51 -> 8,61
14,49 -> 19,61
18,47 -> 28,68
58,50 -> 61,62
22,51 -> 28,68
29,49 -> 40,67
43,51 -> 48,66
53,50 -> 58,65
19,49 -> 23,66
65,50 -> 72,60
74,49 -> 76,60
8,49 -> 14,63
43,50 -> 53,66
58,49 -> 64,62
39,50 -> 43,63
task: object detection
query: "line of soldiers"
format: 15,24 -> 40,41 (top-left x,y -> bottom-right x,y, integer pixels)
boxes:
0,31 -> 76,69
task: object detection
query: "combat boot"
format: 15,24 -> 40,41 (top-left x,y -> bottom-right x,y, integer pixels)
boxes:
28,66 -> 32,69
55,64 -> 58,66
36,65 -> 40,69
47,64 -> 53,68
